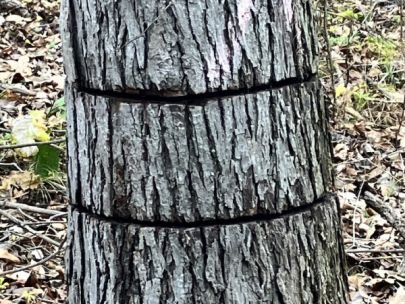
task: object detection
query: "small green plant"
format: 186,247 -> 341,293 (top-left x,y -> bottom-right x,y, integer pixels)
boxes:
366,36 -> 398,62
22,290 -> 37,303
48,96 -> 65,117
336,9 -> 364,21
392,15 -> 402,25
33,145 -> 61,179
382,180 -> 397,198
351,83 -> 373,111
380,62 -> 397,83
0,132 -> 12,145
0,277 -> 9,290
47,39 -> 60,50
329,34 -> 350,46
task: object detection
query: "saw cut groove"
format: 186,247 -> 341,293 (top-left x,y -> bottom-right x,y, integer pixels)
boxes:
76,74 -> 317,106
70,193 -> 335,229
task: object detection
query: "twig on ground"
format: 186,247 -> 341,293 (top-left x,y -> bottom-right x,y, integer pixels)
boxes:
0,139 -> 65,150
364,191 -> 405,243
357,256 -> 403,261
350,181 -> 365,249
0,209 -> 60,246
395,94 -> 405,146
400,0 -> 404,42
16,207 -> 37,222
0,83 -> 35,96
19,220 -> 66,226
0,236 -> 66,276
0,200 -> 67,216
0,162 -> 24,172
346,248 -> 405,254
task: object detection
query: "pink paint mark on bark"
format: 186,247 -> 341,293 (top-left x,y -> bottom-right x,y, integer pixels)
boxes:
283,0 -> 293,24
217,41 -> 231,74
206,56 -> 220,83
238,0 -> 253,33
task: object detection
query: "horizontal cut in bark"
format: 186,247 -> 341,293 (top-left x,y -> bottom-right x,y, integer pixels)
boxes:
66,195 -> 348,304
61,0 -> 318,94
66,81 -> 332,222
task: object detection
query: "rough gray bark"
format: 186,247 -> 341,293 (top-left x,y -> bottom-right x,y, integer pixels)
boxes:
61,0 -> 349,303
61,0 -> 318,94
66,81 -> 332,222
66,196 -> 347,304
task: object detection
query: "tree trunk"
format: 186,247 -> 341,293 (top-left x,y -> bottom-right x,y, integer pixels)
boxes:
61,0 -> 349,303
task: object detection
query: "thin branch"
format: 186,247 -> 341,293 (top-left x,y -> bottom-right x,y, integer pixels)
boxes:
400,0 -> 404,42
322,0 -> 337,118
0,200 -> 67,216
0,83 -> 35,96
395,95 -> 405,146
0,236 -> 66,276
357,256 -> 403,261
0,139 -> 65,150
364,191 -> 405,244
351,181 -> 364,248
0,209 -> 60,246
346,248 -> 405,254
0,162 -> 23,172
20,221 -> 66,226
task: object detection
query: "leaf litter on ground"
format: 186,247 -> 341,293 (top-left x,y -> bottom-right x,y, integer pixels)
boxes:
1,0 -> 67,302
316,0 -> 405,302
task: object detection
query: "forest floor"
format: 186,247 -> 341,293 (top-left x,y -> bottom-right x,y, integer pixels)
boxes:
0,0 -> 405,303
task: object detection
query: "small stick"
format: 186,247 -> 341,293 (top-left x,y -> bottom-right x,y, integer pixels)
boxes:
346,248 -> 405,254
400,0 -> 404,42
0,200 -> 66,216
364,191 -> 405,243
0,83 -> 35,96
395,95 -> 405,147
0,139 -> 65,150
357,256 -> 403,261
20,221 -> 66,226
0,237 -> 66,276
322,0 -> 337,119
0,162 -> 23,172
0,209 -> 60,246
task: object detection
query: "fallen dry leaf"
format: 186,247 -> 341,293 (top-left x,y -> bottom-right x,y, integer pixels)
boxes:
0,171 -> 40,191
0,246 -> 21,263
389,286 -> 405,304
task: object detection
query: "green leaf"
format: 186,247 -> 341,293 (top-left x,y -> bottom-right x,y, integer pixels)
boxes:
34,145 -> 60,178
54,96 -> 65,109
49,96 -> 65,116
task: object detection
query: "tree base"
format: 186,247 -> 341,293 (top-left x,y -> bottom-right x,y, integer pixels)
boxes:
66,195 -> 348,304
